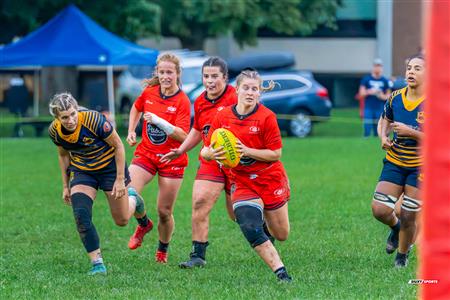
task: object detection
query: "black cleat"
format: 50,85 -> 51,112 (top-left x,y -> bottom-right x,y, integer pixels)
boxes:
394,252 -> 409,268
179,256 -> 206,269
277,272 -> 292,283
386,228 -> 399,254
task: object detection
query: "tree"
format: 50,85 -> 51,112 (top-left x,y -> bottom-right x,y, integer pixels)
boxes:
0,0 -> 160,44
156,0 -> 342,50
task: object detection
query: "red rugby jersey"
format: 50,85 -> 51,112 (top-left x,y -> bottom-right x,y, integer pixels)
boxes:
193,85 -> 237,144
134,85 -> 191,156
207,104 -> 282,173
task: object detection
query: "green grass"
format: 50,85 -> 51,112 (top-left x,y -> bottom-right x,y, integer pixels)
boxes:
0,133 -> 418,299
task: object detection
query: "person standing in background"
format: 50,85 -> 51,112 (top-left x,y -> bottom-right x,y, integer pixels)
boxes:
359,59 -> 391,137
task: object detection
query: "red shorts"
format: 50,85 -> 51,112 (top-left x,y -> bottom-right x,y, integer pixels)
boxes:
131,149 -> 187,178
195,158 -> 233,194
231,161 -> 290,210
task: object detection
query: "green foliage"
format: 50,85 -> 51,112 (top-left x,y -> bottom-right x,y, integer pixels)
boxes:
1,0 -> 340,49
158,0 -> 341,49
0,0 -> 160,43
0,135 -> 418,299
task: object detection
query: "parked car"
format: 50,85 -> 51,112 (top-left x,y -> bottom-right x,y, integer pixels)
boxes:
116,50 -> 208,113
188,52 -> 332,138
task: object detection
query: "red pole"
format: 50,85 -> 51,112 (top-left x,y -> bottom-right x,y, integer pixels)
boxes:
420,1 -> 450,299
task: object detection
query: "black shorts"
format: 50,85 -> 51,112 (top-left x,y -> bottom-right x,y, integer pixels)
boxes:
378,159 -> 421,188
68,163 -> 131,191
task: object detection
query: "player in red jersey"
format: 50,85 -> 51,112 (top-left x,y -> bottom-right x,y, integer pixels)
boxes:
201,70 -> 292,282
126,53 -> 191,263
161,57 -> 237,268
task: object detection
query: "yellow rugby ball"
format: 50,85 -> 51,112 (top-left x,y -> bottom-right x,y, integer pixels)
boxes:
211,128 -> 240,168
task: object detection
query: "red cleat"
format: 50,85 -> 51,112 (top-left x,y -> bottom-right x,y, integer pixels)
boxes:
128,220 -> 153,250
155,250 -> 168,264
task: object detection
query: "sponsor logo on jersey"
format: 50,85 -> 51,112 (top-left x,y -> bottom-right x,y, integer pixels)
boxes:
145,100 -> 153,105
274,188 -> 286,196
167,106 -> 177,113
249,126 -> 259,134
82,137 -> 95,144
217,106 -> 225,111
249,174 -> 258,180
240,156 -> 256,166
103,121 -> 112,133
416,111 -> 425,124
146,123 -> 168,145
202,125 -> 211,137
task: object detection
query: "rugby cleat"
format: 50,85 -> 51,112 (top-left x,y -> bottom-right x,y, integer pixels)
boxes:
277,272 -> 293,283
394,252 -> 409,268
155,250 -> 168,264
87,263 -> 107,276
179,256 -> 206,269
128,220 -> 154,250
386,228 -> 400,254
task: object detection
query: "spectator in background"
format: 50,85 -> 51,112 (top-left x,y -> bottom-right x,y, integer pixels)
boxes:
358,59 -> 391,137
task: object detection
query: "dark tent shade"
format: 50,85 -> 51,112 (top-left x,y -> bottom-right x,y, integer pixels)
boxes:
0,4 -> 158,66
0,4 -> 158,118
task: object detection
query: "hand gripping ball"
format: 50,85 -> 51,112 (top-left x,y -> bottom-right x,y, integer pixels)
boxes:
211,128 -> 240,168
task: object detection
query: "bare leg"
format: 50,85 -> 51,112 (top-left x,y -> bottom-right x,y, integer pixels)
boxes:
225,193 -> 235,221
191,180 -> 224,242
157,176 -> 183,243
254,240 -> 284,271
372,181 -> 403,226
398,185 -> 420,254
264,203 -> 290,241
128,164 -> 155,219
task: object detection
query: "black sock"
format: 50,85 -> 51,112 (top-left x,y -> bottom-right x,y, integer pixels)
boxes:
136,214 -> 149,227
191,241 -> 209,260
274,266 -> 289,278
390,220 -> 401,232
158,240 -> 169,253
396,252 -> 407,259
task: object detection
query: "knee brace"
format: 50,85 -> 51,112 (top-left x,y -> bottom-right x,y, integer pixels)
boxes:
401,196 -> 422,212
71,193 -> 99,253
373,191 -> 397,209
233,202 -> 269,248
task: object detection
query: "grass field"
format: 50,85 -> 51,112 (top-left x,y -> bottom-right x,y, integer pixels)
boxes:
0,110 -> 418,299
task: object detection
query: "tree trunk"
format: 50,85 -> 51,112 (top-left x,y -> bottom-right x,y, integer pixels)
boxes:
41,67 -> 78,111
178,24 -> 207,50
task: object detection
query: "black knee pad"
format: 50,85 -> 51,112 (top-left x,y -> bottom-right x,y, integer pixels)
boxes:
234,203 -> 269,248
71,193 -> 99,253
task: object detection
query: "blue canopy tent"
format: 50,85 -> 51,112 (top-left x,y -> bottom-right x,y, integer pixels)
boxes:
0,4 -> 158,119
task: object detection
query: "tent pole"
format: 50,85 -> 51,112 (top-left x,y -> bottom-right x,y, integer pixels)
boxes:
33,70 -> 39,117
106,65 -> 115,125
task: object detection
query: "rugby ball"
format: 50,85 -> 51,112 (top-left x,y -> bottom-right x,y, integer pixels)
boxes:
211,128 -> 240,168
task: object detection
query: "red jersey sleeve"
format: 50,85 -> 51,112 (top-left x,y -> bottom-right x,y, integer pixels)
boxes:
134,88 -> 148,112
175,95 -> 191,133
263,112 -> 282,150
193,99 -> 201,131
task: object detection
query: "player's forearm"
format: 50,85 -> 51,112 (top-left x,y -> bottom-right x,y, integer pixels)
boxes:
409,128 -> 424,141
169,127 -> 188,143
246,148 -> 281,162
178,129 -> 202,153
128,106 -> 141,133
57,154 -> 70,188
379,118 -> 391,139
114,144 -> 126,180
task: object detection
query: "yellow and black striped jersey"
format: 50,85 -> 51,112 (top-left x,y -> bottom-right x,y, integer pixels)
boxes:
49,110 -> 115,171
383,87 -> 424,168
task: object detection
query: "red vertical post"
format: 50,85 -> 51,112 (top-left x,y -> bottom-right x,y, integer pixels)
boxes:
420,1 -> 450,299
